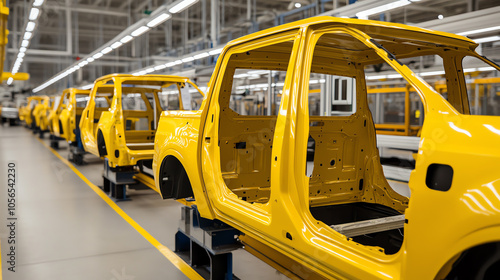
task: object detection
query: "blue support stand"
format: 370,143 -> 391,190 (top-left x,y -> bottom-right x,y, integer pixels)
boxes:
175,205 -> 241,280
101,158 -> 135,201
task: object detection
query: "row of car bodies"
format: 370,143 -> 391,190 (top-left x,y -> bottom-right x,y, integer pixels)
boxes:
46,17 -> 500,280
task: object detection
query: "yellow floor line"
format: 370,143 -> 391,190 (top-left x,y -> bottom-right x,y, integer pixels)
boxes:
0,239 -> 3,280
36,138 -> 203,280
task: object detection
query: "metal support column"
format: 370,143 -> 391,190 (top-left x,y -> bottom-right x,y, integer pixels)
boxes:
325,75 -> 332,116
320,74 -> 326,116
211,0 -> 219,47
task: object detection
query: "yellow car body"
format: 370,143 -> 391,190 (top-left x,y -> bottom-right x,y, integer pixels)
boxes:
21,96 -> 44,127
34,96 -> 55,132
80,74 -> 204,168
153,17 -> 500,279
51,88 -> 90,142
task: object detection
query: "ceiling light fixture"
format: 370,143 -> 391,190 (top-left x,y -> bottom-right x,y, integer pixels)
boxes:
29,8 -> 40,20
147,13 -> 171,27
474,36 -> 500,44
356,0 -> 412,20
457,26 -> 500,36
131,26 -> 150,37
110,42 -> 123,49
169,0 -> 198,13
33,0 -> 44,7
26,22 -> 36,32
101,47 -> 113,54
23,32 -> 32,40
193,52 -> 209,59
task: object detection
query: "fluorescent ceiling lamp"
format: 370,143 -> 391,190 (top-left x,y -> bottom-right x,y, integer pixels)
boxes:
29,8 -> 40,20
139,70 -> 147,75
458,26 -> 500,36
248,70 -> 269,75
7,77 -> 13,85
18,53 -> 25,58
386,74 -> 402,79
101,47 -> 113,54
165,62 -> 176,67
145,68 -> 155,73
478,66 -> 495,71
366,75 -> 388,80
33,0 -> 44,6
295,3 -> 301,8
24,32 -> 32,40
474,36 -> 500,44
19,47 -> 27,53
463,68 -> 477,73
154,65 -> 167,70
147,13 -> 171,28
21,40 -> 29,47
420,70 -> 445,76
78,61 -> 88,67
181,57 -> 194,63
356,0 -> 411,20
174,60 -> 182,65
92,53 -> 103,59
193,52 -> 209,59
208,48 -> 223,55
169,0 -> 198,13
120,35 -> 133,43
131,26 -> 150,37
81,84 -> 93,90
26,22 -> 36,32
87,57 -> 95,63
110,41 -> 123,49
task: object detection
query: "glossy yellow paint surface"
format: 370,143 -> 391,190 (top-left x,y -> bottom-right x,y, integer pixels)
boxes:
80,74 -> 204,168
51,88 -> 90,141
20,96 -> 45,127
35,96 -> 55,131
153,17 -> 500,279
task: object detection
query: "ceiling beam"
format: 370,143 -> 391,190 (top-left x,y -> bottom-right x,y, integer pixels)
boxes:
45,4 -> 129,17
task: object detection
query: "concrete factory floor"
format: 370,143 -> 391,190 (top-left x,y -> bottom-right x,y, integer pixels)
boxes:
0,125 -> 288,280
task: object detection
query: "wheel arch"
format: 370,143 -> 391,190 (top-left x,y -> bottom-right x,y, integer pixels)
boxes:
435,226 -> 500,280
96,129 -> 108,157
157,154 -> 194,200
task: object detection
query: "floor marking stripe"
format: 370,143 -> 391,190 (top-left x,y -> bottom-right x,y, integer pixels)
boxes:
0,239 -> 3,280
36,138 -> 203,280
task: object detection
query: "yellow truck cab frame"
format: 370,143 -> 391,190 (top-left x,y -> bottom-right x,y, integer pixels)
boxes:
153,17 -> 500,279
80,74 -> 204,168
52,88 -> 91,143
21,96 -> 45,128
35,95 -> 55,136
